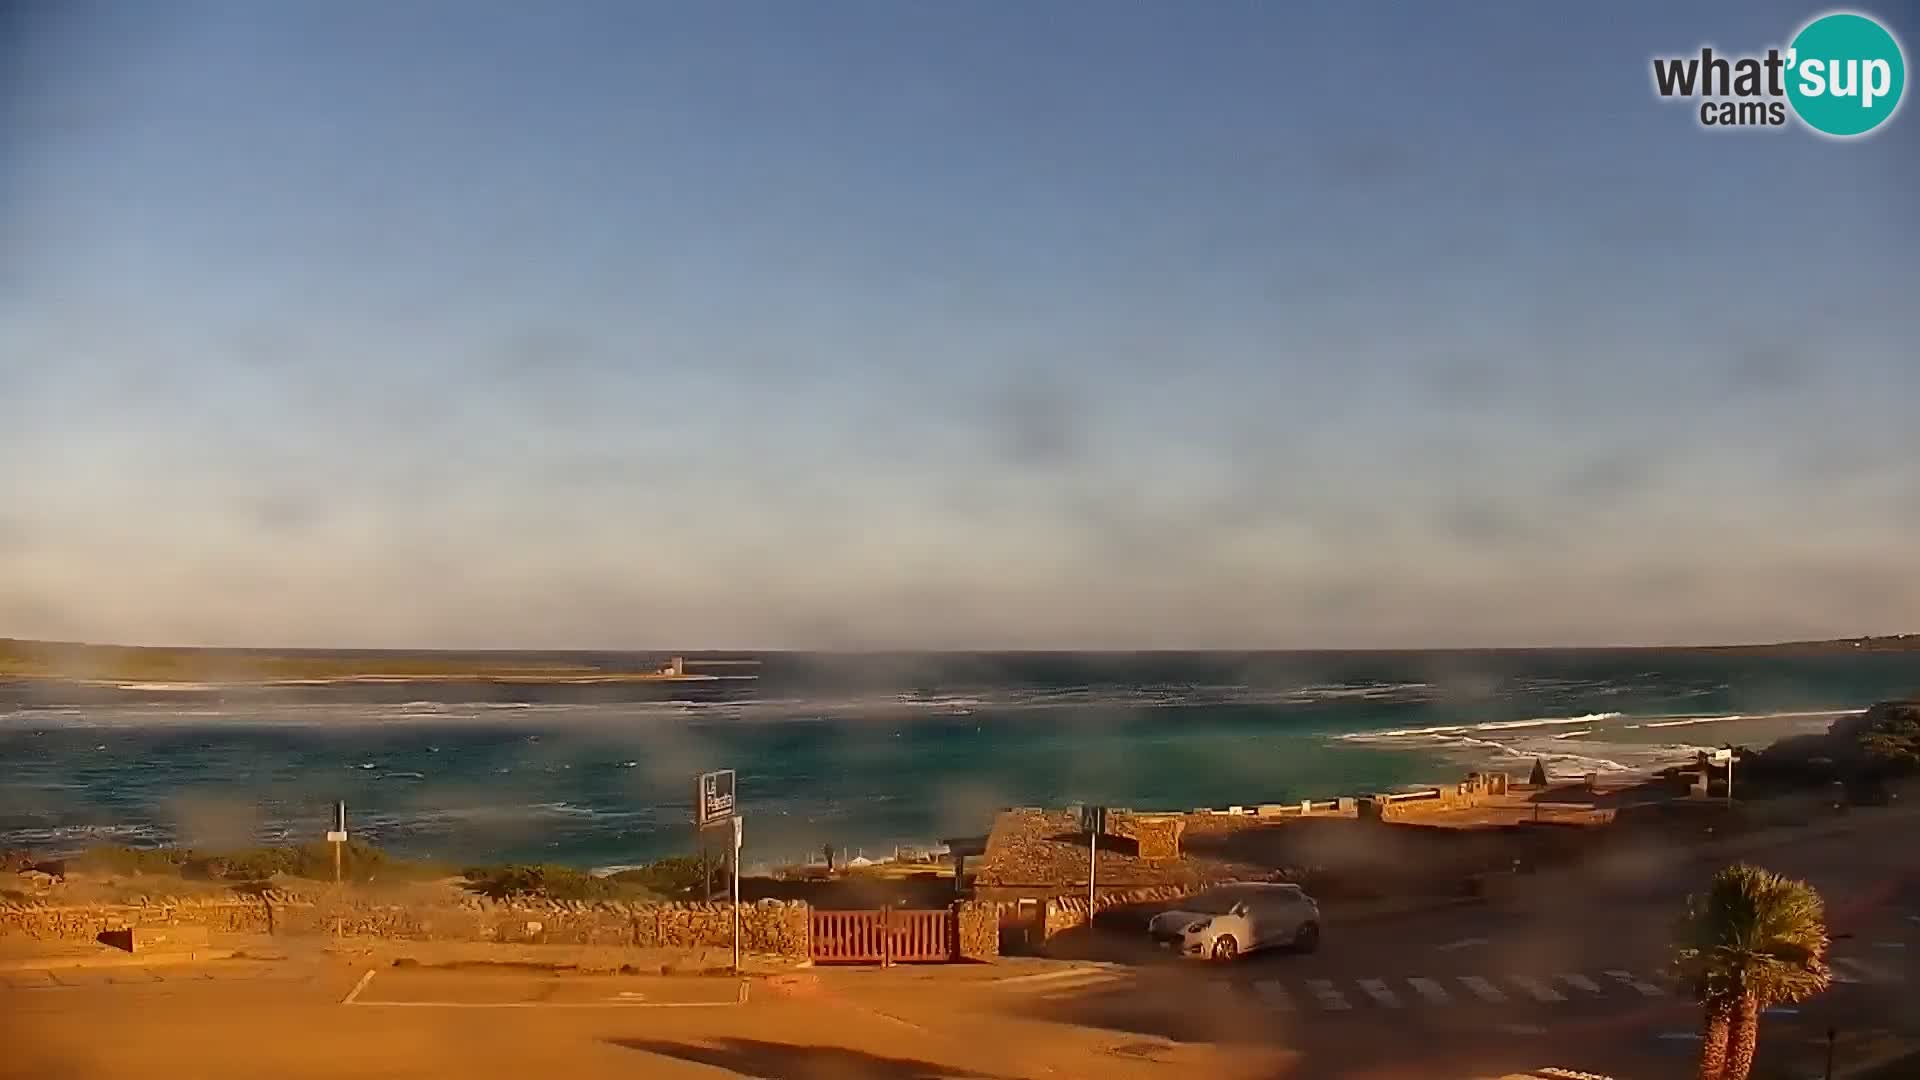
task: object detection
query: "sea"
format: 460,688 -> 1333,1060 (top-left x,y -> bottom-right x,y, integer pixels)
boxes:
3,651 -> 1917,873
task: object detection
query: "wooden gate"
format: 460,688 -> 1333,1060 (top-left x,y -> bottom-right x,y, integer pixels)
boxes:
809,907 -> 952,965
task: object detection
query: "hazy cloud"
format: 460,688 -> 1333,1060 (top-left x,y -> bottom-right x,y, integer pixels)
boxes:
985,377 -> 1082,469
1723,342 -> 1808,397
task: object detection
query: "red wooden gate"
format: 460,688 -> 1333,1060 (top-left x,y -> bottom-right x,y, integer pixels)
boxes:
809,907 -> 952,964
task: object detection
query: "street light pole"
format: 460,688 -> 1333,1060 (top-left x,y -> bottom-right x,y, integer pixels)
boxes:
1825,1027 -> 1836,1080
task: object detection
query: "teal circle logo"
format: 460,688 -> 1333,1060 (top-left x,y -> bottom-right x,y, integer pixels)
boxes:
1786,12 -> 1906,137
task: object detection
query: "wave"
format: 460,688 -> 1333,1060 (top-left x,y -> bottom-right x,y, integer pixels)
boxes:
1631,709 -> 1854,730
0,822 -> 169,846
1637,715 -> 1743,729
1342,712 -> 1626,742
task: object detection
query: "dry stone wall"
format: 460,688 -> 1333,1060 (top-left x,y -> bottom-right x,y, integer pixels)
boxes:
1042,883 -> 1202,939
0,894 -> 812,960
953,899 -> 999,960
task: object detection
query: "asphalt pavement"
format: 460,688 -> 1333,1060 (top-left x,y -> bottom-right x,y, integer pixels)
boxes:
823,808 -> 1920,1078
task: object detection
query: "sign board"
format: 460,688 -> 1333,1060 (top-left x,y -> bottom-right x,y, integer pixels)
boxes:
1079,805 -> 1108,835
696,770 -> 737,827
325,831 -> 348,843
1710,749 -> 1734,765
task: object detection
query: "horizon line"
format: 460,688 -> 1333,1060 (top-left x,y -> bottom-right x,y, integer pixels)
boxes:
6,634 -> 1918,656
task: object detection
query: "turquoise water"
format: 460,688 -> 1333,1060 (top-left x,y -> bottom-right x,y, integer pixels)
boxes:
3,650 -> 1916,868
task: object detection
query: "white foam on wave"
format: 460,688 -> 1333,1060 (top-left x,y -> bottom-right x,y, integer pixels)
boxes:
0,822 -> 168,847
1637,715 -> 1743,729
1632,710 -> 1853,730
1341,711 -> 1626,743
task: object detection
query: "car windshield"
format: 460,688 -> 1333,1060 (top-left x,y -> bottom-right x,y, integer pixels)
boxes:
1185,893 -> 1241,915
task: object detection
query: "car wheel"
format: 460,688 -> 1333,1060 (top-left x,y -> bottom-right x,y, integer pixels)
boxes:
1293,921 -> 1321,953
1211,935 -> 1239,961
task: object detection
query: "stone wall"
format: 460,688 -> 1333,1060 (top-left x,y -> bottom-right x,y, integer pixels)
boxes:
1361,772 -> 1512,822
0,896 -> 271,941
1109,813 -> 1184,859
953,900 -> 999,960
1041,883 -> 1202,941
0,894 -> 812,960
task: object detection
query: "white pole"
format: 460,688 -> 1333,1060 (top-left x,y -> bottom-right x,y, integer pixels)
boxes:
731,815 -> 743,974
1087,809 -> 1097,916
1726,752 -> 1735,807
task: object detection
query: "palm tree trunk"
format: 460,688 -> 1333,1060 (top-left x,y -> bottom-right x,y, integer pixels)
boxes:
1698,1001 -> 1733,1080
1725,993 -> 1763,1080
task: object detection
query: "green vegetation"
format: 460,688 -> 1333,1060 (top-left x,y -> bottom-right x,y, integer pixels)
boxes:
66,842 -> 450,885
69,846 -> 193,876
461,857 -> 724,901
1740,699 -> 1920,795
40,843 -> 721,904
1671,863 -> 1831,1080
460,864 -> 638,902
1842,699 -> 1920,772
607,855 -> 728,899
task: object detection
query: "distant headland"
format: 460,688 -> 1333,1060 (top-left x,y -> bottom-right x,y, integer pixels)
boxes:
0,639 -> 759,685
3,634 -> 1916,685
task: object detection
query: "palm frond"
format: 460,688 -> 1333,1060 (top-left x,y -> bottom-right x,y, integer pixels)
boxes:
1668,862 -> 1832,1006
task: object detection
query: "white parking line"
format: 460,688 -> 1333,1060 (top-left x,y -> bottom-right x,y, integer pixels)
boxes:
1035,973 -> 1125,999
1557,973 -> 1603,995
1509,975 -> 1566,1002
1305,978 -> 1351,1011
1551,968 -> 1597,991
1407,977 -> 1452,1005
346,979 -> 750,1009
995,966 -> 1115,985
342,970 -> 375,1005
1253,980 -> 1293,1011
1606,970 -> 1666,997
1458,975 -> 1507,1003
1356,978 -> 1402,1008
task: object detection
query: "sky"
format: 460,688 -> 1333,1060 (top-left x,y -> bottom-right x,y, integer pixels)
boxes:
2,0 -> 1917,651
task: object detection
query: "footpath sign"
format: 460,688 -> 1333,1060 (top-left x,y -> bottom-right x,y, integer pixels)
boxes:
326,801 -> 348,883
696,770 -> 736,827
693,770 -> 744,973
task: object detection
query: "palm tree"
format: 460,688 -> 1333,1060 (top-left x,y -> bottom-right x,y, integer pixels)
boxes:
1671,863 -> 1832,1080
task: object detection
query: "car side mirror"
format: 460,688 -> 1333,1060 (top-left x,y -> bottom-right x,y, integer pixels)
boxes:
1230,902 -> 1248,917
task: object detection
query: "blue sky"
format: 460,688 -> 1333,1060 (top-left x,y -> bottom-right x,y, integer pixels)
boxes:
3,1 -> 1917,649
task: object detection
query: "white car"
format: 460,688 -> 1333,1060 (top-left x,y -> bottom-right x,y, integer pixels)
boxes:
1146,883 -> 1321,961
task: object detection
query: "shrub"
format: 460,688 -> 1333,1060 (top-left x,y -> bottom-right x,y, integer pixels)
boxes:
608,856 -> 725,898
1,849 -> 34,874
462,864 -> 622,902
72,845 -> 191,877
